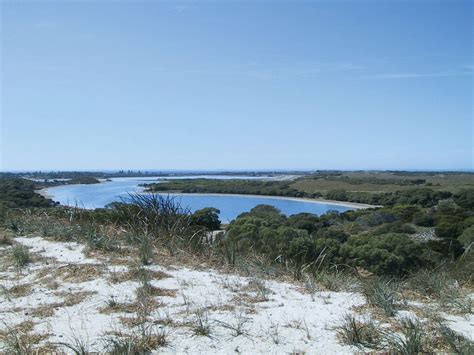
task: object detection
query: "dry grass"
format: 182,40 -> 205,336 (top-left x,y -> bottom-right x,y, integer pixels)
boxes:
0,320 -> 52,354
53,290 -> 97,307
41,276 -> 60,290
103,326 -> 168,352
231,293 -> 266,304
0,230 -> 13,245
136,284 -> 177,298
28,303 -> 63,318
100,301 -> 142,314
110,267 -> 170,284
204,303 -> 236,313
99,298 -> 161,315
119,315 -> 151,328
89,245 -> 137,264
241,278 -> 272,301
6,283 -> 33,298
51,264 -> 105,283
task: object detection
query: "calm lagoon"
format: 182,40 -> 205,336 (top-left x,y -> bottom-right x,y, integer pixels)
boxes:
43,176 -> 354,222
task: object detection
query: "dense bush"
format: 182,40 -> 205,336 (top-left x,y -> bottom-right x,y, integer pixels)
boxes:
0,179 -> 55,209
340,233 -> 425,276
459,226 -> 474,248
190,207 -> 221,231
425,238 -> 464,260
146,179 -> 304,198
356,210 -> 397,227
435,220 -> 462,239
372,221 -> 416,235
1,173 -> 472,281
226,204 -> 446,276
286,213 -> 320,234
325,188 -> 453,208
453,189 -> 474,209
412,211 -> 435,227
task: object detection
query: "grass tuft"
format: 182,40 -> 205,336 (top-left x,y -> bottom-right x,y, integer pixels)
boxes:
335,314 -> 381,349
438,322 -> 474,354
139,235 -> 153,265
385,317 -> 425,355
192,309 -> 212,337
104,325 -> 168,353
11,245 -> 30,269
361,278 -> 398,316
0,230 -> 13,245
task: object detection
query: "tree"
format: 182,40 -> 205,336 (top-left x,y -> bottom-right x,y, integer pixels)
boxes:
191,207 -> 221,231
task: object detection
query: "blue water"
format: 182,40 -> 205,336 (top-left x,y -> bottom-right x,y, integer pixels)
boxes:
45,176 -> 353,222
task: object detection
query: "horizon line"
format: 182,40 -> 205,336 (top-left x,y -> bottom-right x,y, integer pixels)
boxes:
2,168 -> 473,174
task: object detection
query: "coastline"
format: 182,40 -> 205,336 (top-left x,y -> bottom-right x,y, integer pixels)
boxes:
36,188 -> 53,200
39,185 -> 379,210
161,192 -> 379,210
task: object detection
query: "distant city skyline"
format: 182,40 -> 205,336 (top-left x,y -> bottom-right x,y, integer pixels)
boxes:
1,1 -> 473,171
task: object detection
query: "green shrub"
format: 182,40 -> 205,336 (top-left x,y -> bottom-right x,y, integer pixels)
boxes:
356,210 -> 397,227
0,178 -> 54,208
191,207 -> 221,231
453,188 -> 474,209
340,233 -> 425,276
286,213 -> 320,234
391,205 -> 421,222
459,226 -> 474,248
426,239 -> 464,259
372,221 -> 416,235
435,221 -> 461,239
412,211 -> 435,227
11,245 -> 30,268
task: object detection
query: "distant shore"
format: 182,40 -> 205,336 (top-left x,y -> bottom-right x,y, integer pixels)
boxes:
36,188 -> 55,200
37,186 -> 378,210
161,192 -> 379,209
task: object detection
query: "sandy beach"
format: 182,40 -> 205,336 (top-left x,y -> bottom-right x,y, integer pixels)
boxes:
36,188 -> 53,200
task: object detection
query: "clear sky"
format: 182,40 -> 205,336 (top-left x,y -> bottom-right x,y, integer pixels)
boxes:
1,0 -> 472,171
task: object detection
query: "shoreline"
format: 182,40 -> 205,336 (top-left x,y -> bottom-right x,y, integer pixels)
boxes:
36,188 -> 54,200
38,186 -> 379,210
158,192 -> 379,209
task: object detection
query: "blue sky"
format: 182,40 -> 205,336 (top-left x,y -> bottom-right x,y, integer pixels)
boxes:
1,0 -> 472,171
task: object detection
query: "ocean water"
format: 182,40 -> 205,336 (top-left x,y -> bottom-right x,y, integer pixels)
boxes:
45,176 -> 353,222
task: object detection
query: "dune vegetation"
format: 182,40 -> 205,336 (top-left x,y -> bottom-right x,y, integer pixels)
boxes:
0,175 -> 472,353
